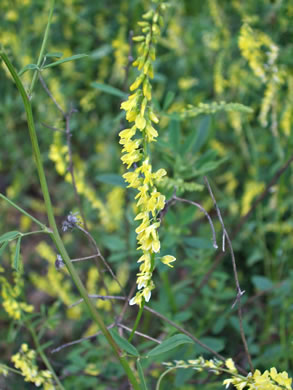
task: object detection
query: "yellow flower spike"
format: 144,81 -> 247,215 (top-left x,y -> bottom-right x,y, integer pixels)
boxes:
119,1 -> 175,305
11,345 -> 54,388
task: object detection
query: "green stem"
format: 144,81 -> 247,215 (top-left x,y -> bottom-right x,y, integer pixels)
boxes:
129,300 -> 145,342
0,51 -> 140,390
28,0 -> 55,97
21,230 -> 50,237
156,364 -> 248,390
26,319 -> 65,390
0,193 -> 47,230
0,363 -> 22,376
156,367 -> 175,390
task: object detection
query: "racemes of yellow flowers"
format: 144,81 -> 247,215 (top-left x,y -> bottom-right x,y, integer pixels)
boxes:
119,0 -> 175,306
11,344 -> 55,390
163,357 -> 292,390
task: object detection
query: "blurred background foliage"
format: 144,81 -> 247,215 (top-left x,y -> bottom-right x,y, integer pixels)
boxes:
0,0 -> 292,388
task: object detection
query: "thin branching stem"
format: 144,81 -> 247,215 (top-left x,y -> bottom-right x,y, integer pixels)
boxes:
77,225 -> 125,294
118,323 -> 160,344
51,323 -> 116,354
28,0 -> 55,97
204,177 -> 253,373
174,195 -> 218,249
0,193 -> 48,230
196,153 -> 293,293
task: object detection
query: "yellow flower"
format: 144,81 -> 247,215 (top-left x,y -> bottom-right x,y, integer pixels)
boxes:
225,358 -> 237,373
160,255 -> 176,268
269,367 -> 292,389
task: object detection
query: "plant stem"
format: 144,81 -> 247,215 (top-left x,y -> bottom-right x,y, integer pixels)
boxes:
128,300 -> 145,342
21,230 -> 50,237
26,320 -> 65,390
0,363 -> 22,376
0,51 -> 140,390
0,193 -> 48,230
28,0 -> 55,97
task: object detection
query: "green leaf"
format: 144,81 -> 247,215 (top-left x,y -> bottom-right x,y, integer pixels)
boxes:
45,52 -> 63,58
39,340 -> 54,351
91,82 -> 128,98
195,337 -> 225,354
168,120 -> 180,152
101,235 -> 126,252
109,329 -> 139,356
90,44 -> 112,60
147,334 -> 193,357
193,116 -> 211,153
0,231 -> 20,244
252,276 -> 273,291
13,236 -> 21,271
163,91 -> 175,110
0,241 -> 9,259
43,54 -> 88,69
181,124 -> 203,155
137,359 -> 148,390
96,173 -> 126,187
18,64 -> 39,76
183,237 -> 214,249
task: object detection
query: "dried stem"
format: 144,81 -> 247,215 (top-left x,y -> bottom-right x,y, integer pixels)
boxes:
52,321 -> 160,354
173,195 -> 218,249
196,153 -> 293,293
41,122 -> 65,133
51,323 -> 116,354
117,323 -> 160,344
70,254 -> 101,263
204,176 -> 253,373
77,225 -> 125,295
69,294 -> 125,308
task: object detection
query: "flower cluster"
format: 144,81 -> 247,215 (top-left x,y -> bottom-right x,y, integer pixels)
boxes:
238,24 -> 283,128
119,1 -> 175,306
11,344 -> 55,389
162,357 -> 292,390
0,266 -> 34,320
223,366 -> 292,390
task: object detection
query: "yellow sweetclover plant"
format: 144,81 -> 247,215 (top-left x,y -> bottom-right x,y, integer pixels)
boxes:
160,357 -> 292,390
11,344 -> 55,390
119,0 -> 175,306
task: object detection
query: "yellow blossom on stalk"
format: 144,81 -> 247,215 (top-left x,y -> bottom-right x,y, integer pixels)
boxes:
162,357 -> 292,390
11,344 -> 55,389
0,365 -> 8,376
119,1 -> 175,306
0,266 -> 34,320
